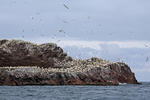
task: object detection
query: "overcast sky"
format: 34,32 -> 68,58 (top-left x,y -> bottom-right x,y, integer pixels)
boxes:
0,0 -> 150,81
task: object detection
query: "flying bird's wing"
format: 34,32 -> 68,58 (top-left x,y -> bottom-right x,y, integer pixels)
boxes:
63,4 -> 69,9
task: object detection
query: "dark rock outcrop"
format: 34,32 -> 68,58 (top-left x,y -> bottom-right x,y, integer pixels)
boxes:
0,39 -> 138,85
0,39 -> 72,68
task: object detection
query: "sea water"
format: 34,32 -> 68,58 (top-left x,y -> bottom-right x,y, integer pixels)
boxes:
0,82 -> 149,100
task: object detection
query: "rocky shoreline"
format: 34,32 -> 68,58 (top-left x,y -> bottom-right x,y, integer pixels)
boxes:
0,39 -> 138,85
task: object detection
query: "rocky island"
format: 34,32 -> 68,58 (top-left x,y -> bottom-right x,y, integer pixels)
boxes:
0,39 -> 138,85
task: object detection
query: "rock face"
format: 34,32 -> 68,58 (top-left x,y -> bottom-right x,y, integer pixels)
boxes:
0,39 -> 72,68
0,39 -> 138,85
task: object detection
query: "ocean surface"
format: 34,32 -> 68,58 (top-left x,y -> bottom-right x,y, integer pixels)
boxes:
0,82 -> 149,100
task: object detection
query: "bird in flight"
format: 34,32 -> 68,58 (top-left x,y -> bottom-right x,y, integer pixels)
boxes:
63,4 -> 69,9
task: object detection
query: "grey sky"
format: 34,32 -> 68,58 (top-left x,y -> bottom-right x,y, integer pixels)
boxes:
0,0 -> 150,40
0,0 -> 150,81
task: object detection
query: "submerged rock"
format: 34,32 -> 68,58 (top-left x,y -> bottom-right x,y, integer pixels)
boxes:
0,39 -> 138,85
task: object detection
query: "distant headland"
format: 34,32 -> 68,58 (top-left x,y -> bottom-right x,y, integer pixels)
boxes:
0,39 -> 138,85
